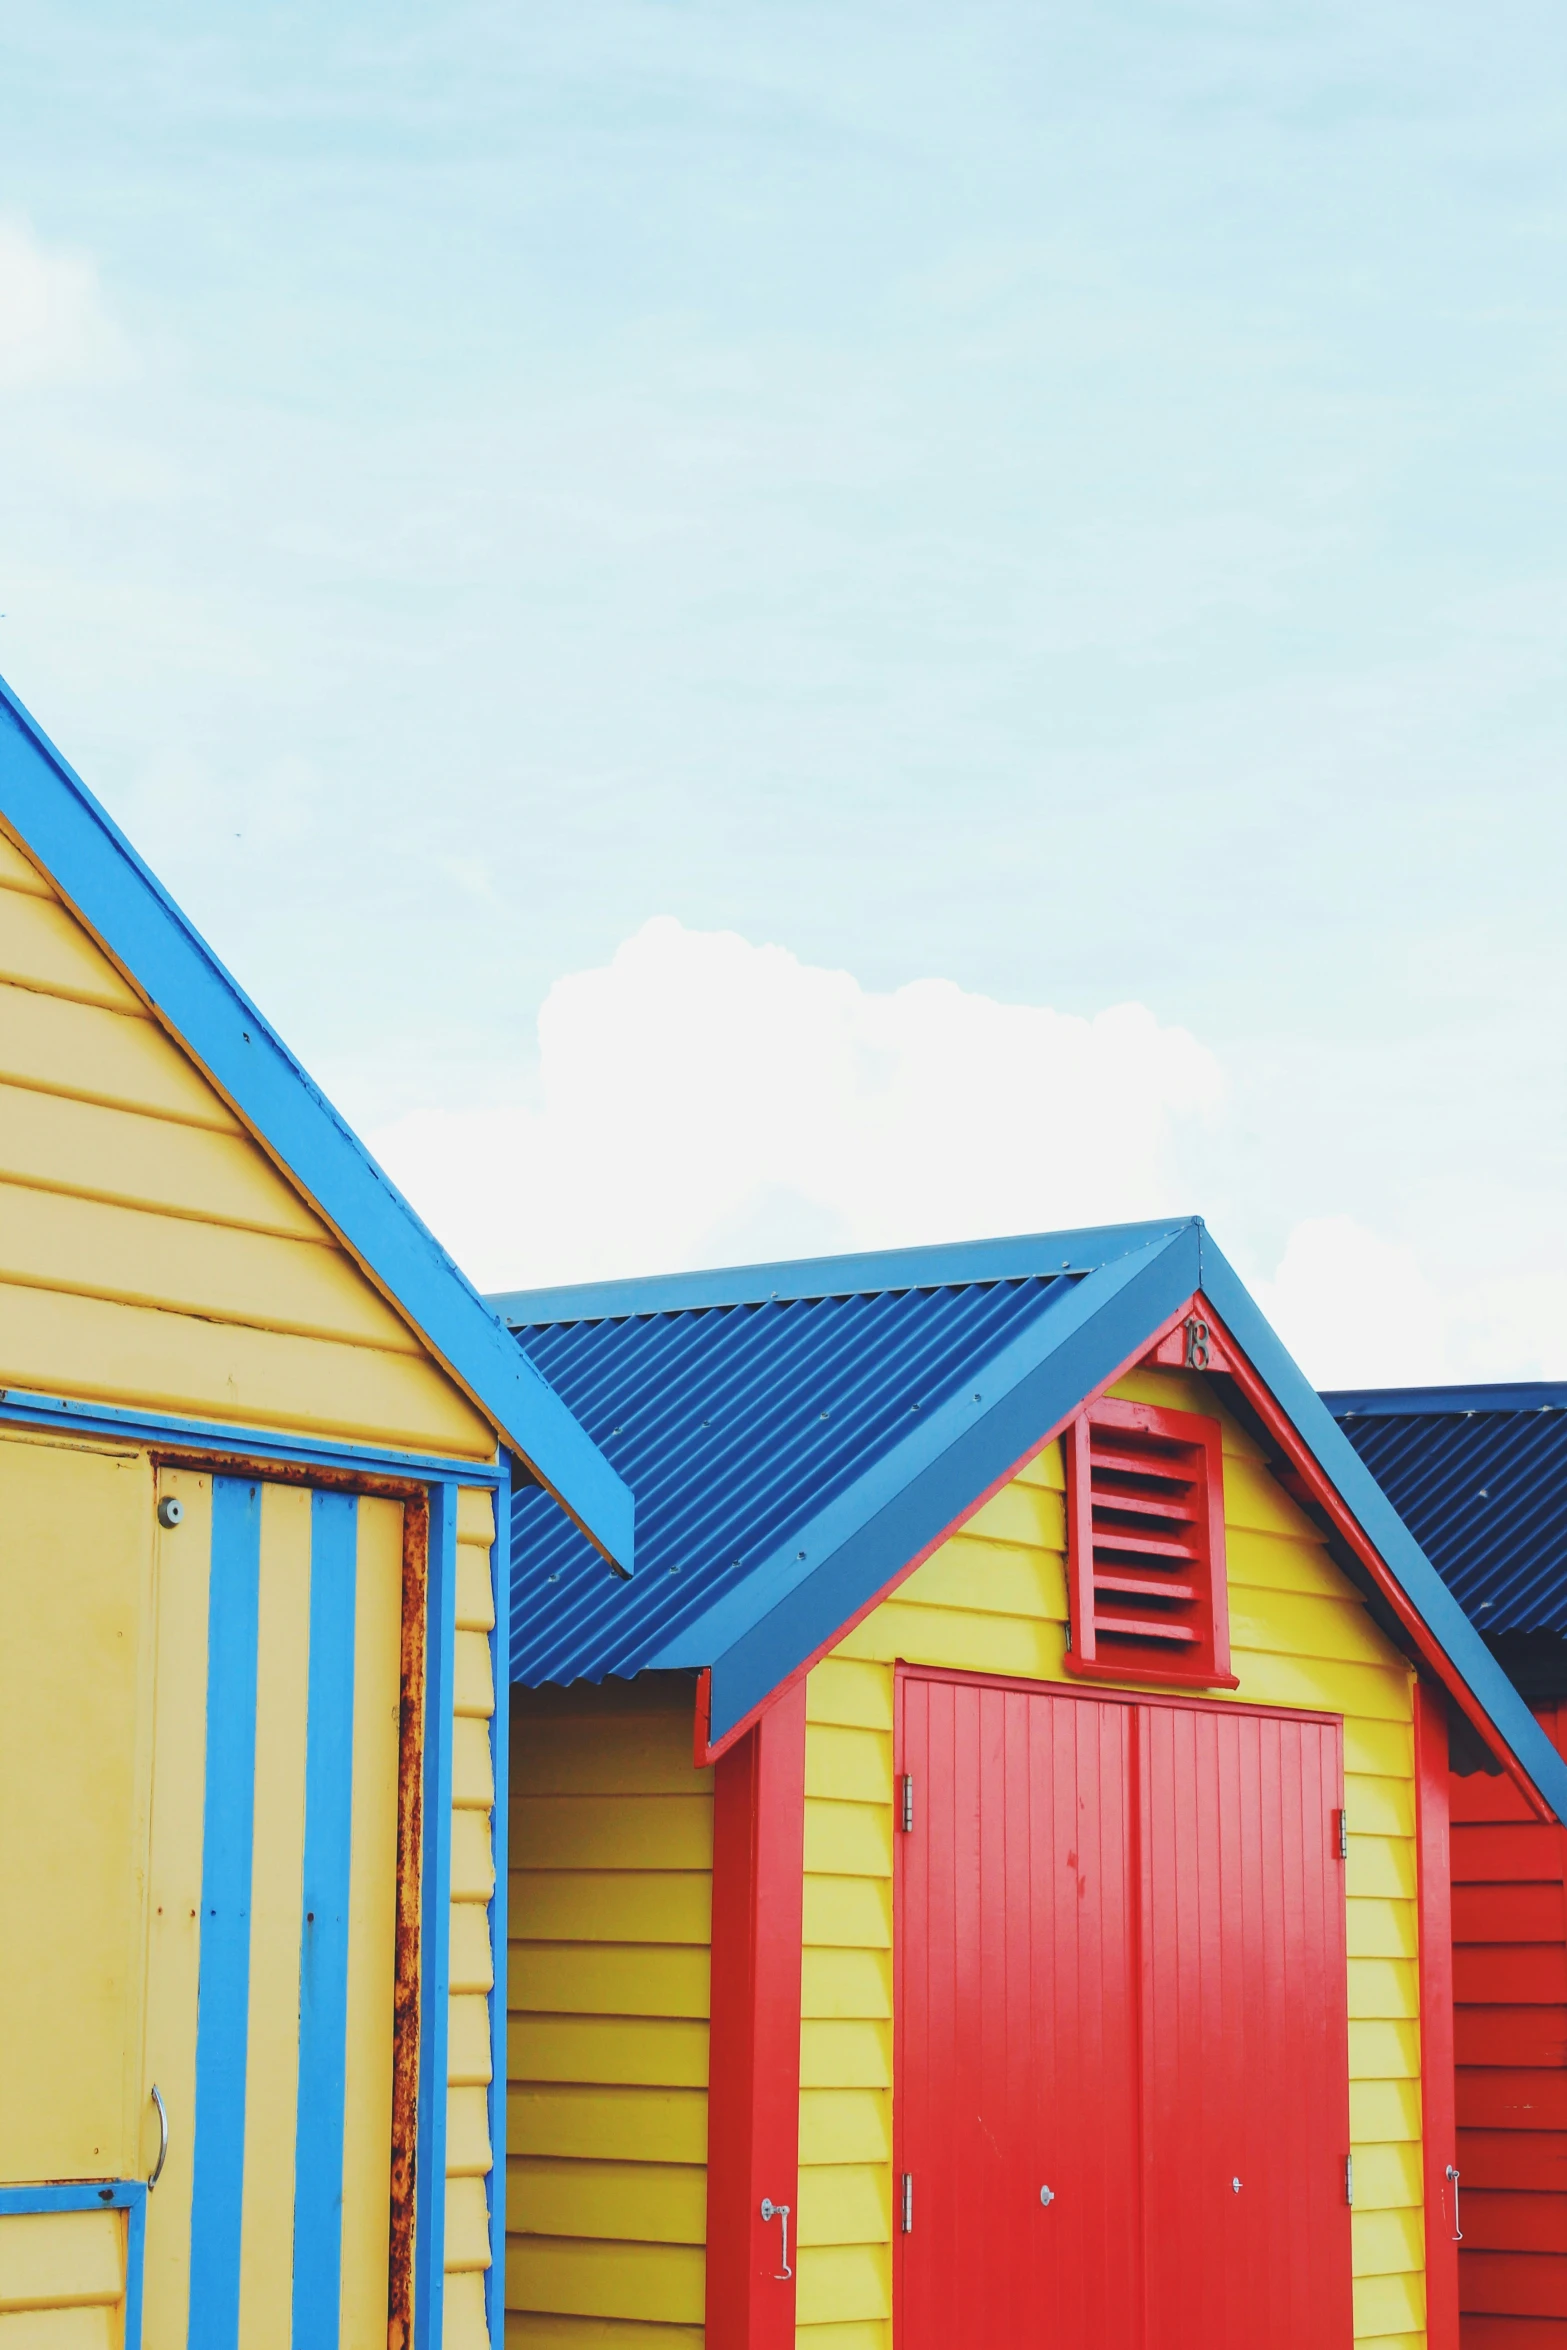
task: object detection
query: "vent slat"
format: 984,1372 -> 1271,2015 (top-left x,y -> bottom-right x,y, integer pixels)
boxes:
1089,1443 -> 1199,1484
1091,1571 -> 1199,1603
1092,1613 -> 1202,1645
1090,1485 -> 1201,1525
1091,1529 -> 1202,1563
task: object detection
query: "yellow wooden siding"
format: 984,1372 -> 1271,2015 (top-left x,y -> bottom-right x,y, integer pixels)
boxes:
0,828 -> 491,1457
0,2207 -> 126,2347
0,1434 -> 156,2189
448,1487 -> 500,2350
507,1677 -> 712,2350
340,1495 -> 405,2344
801,1366 -> 1427,2350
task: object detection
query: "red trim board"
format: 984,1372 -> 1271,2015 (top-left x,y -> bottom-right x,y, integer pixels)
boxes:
704,1677 -> 807,2350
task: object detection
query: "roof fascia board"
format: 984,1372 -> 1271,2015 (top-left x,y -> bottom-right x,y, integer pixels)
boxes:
0,677 -> 632,1571
659,1227 -> 1202,1747
489,1219 -> 1196,1325
1324,1382 -> 1567,1418
1198,1239 -> 1567,1821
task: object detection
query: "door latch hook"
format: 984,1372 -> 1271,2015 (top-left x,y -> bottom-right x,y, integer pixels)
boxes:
760,2197 -> 792,2280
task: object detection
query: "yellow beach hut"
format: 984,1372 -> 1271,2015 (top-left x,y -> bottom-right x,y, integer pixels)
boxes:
0,674 -> 631,2350
493,1232 -> 1567,2350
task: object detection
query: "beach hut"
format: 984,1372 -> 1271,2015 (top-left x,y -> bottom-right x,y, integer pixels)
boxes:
0,674 -> 630,2350
493,1229 -> 1567,2350
1332,1381 -> 1567,2349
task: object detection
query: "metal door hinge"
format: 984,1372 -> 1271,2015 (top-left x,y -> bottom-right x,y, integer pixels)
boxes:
1336,1807 -> 1348,1861
900,2172 -> 913,2232
1345,2154 -> 1354,2206
900,1774 -> 914,1834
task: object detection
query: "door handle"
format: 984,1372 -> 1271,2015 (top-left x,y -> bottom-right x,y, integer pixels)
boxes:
148,2085 -> 169,2191
1039,2184 -> 1055,2207
1446,2164 -> 1463,2243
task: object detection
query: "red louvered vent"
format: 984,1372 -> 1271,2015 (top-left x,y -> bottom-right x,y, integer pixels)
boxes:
1064,1396 -> 1236,1689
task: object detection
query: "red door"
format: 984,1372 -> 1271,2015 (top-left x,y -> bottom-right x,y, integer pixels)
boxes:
896,1674 -> 1143,2350
1139,1699 -> 1354,2349
896,1673 -> 1352,2350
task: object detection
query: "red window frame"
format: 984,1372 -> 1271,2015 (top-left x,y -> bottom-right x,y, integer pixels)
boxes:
1063,1394 -> 1237,1690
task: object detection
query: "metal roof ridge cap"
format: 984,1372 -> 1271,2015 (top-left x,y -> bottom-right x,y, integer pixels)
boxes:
0,673 -> 633,1570
487,1218 -> 1200,1325
644,1233 -> 1188,1671
1324,1380 -> 1567,1417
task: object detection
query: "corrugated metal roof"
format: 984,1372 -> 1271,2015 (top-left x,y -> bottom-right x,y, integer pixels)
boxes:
504,1264 -> 1081,1685
1325,1383 -> 1567,1634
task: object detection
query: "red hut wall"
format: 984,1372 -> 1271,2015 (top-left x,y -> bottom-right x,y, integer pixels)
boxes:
1451,1701 -> 1567,2345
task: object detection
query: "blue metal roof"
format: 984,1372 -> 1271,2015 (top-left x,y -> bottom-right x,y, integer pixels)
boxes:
1326,1383 -> 1567,1635
494,1223 -> 1567,1821
0,670 -> 631,1567
506,1266 -> 1079,1682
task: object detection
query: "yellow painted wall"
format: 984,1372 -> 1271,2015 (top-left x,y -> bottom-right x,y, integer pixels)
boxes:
0,824 -> 492,1456
0,2206 -> 128,2347
506,1677 -> 713,2349
799,1366 -> 1427,2350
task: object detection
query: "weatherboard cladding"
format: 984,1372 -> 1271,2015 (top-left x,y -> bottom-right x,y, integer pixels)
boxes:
1328,1384 -> 1567,1635
506,1271 -> 1078,1684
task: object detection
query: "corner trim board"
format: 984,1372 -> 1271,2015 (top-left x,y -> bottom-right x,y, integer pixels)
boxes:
705,1678 -> 807,2349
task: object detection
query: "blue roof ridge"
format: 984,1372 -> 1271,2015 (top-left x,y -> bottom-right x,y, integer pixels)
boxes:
0,671 -> 632,1570
1325,1382 -> 1567,1417
490,1217 -> 1202,1326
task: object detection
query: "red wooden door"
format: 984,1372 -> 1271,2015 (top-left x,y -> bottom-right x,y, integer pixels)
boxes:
1140,1699 -> 1353,2349
896,1674 -> 1352,2350
896,1674 -> 1143,2350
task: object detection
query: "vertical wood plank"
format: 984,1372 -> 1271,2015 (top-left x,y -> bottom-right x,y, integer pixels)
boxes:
291,1489 -> 360,2341
1416,1681 -> 1460,2350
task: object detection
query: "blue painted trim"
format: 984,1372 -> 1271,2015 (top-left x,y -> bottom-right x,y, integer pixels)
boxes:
0,1384 -> 506,1485
414,1482 -> 459,2348
188,1475 -> 263,2350
659,1230 -> 1202,1743
486,1455 -> 513,2343
488,1219 -> 1190,1325
1193,1235 -> 1567,1823
0,673 -> 630,1570
1323,1381 -> 1567,1418
292,1491 -> 359,2346
0,2182 -> 146,2349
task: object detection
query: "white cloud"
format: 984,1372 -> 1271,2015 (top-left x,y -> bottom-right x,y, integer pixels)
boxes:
0,216 -> 124,391
369,918 -> 1564,1389
1258,1214 -> 1567,1390
370,915 -> 1223,1291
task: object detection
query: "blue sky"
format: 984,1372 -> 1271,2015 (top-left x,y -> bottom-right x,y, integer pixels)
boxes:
2,3 -> 1564,1378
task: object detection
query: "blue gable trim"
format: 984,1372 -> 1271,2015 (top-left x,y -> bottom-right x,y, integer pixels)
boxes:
1196,1236 -> 1567,1824
0,674 -> 631,1571
666,1227 -> 1203,1744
